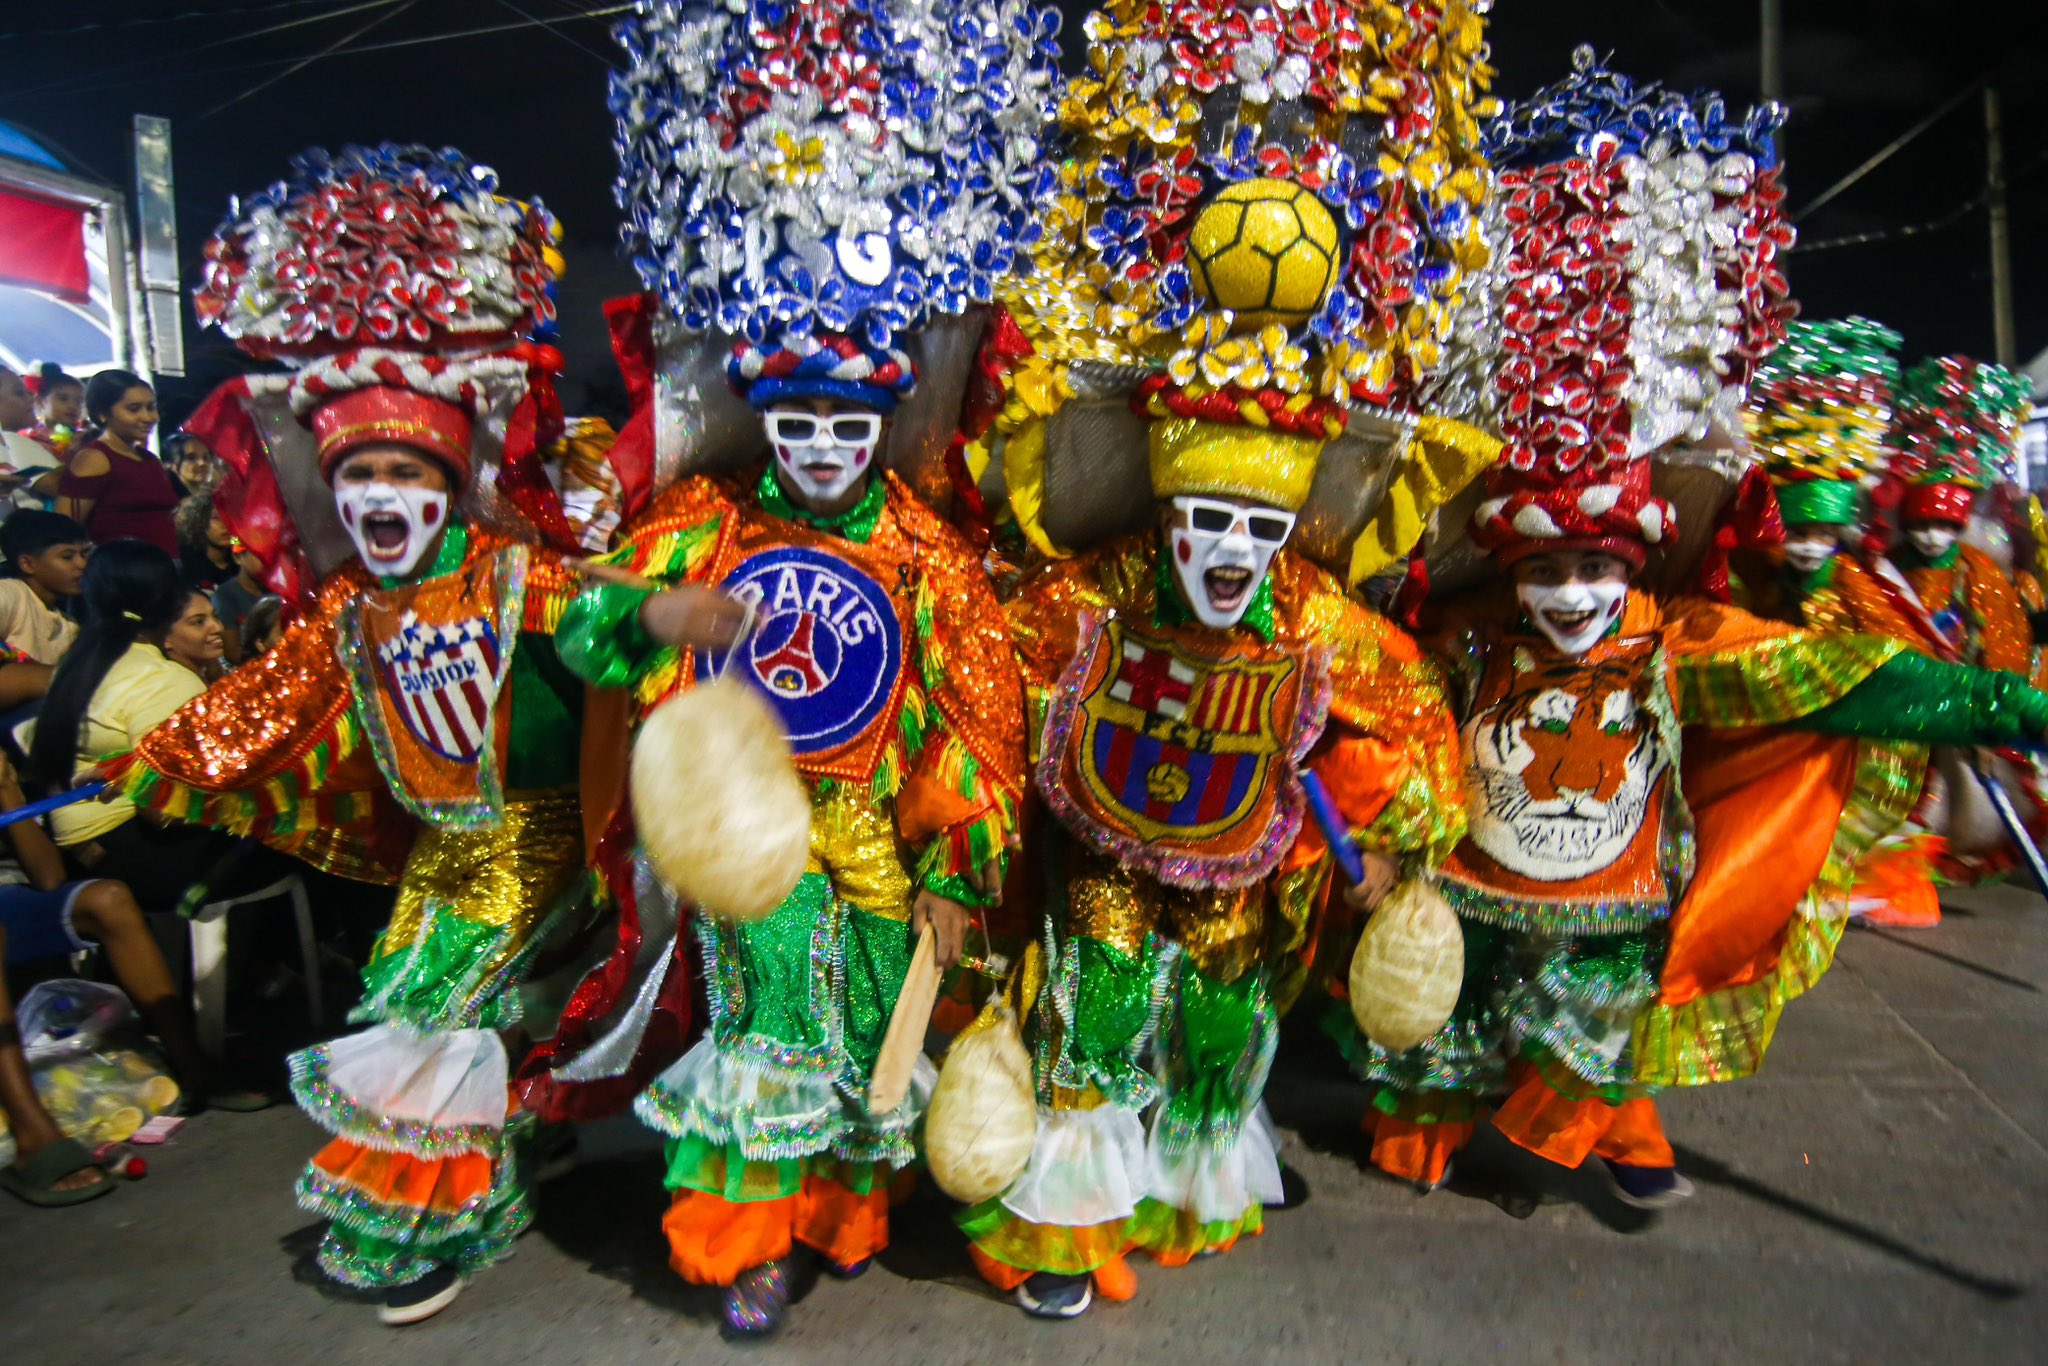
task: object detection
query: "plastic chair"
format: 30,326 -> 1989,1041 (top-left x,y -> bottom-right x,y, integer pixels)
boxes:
188,873 -> 322,1059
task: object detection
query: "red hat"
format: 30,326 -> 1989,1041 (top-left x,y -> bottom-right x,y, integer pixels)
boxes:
309,386 -> 474,483
1900,480 -> 1975,526
1473,460 -> 1669,569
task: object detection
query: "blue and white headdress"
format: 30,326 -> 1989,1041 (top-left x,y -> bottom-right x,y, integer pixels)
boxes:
609,0 -> 1062,413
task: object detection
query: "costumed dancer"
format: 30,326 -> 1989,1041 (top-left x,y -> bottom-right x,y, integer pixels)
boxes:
1740,319 -> 1948,925
1883,357 -> 2046,884
957,0 -> 1498,1318
1327,50 -> 2048,1210
516,0 -> 1055,1338
100,146 -> 591,1324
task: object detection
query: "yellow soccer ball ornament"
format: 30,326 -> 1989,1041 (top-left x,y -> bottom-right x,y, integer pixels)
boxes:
1186,178 -> 1341,331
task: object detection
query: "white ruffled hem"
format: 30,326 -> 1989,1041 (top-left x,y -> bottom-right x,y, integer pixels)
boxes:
1000,1104 -> 1149,1227
1146,1103 -> 1284,1225
636,1035 -> 934,1162
312,1024 -> 508,1129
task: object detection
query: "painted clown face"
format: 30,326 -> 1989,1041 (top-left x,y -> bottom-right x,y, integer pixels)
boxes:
1164,496 -> 1296,630
1466,650 -> 1667,881
1906,521 -> 1962,561
1512,549 -> 1631,655
1782,524 -> 1841,576
764,400 -> 883,516
332,444 -> 452,579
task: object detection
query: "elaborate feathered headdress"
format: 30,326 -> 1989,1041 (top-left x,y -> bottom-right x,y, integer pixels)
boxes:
1747,317 -> 1901,526
603,0 -> 1062,510
185,144 -> 569,599
987,0 -> 1505,583
1469,47 -> 1794,568
1886,356 -> 2032,524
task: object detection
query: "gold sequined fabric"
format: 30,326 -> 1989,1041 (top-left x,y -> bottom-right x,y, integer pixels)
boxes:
1065,845 -> 1266,984
806,780 -> 915,923
378,791 -> 584,966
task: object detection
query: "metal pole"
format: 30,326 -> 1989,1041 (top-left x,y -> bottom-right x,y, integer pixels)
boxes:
1761,0 -> 1785,170
1987,86 -> 2017,366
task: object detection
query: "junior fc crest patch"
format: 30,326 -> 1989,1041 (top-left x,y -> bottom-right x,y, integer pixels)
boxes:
1039,616 -> 1329,888
376,611 -> 504,765
697,545 -> 903,763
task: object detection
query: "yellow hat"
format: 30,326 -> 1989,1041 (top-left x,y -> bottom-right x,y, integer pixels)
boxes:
1147,415 -> 1324,512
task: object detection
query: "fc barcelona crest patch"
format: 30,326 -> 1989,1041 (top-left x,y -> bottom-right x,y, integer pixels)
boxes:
376,613 -> 504,764
1039,615 -> 1331,888
696,545 -> 903,763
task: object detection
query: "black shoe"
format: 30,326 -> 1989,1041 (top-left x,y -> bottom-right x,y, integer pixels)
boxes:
378,1263 -> 464,1326
824,1257 -> 870,1280
1598,1158 -> 1696,1210
722,1260 -> 792,1339
1016,1271 -> 1092,1320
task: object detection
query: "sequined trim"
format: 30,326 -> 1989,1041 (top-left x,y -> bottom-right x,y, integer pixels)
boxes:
1436,875 -> 1668,935
288,1045 -> 502,1158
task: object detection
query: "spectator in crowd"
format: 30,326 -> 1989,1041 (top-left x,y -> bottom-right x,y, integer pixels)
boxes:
0,752 -> 233,1206
213,537 -> 268,666
25,542 -> 256,911
55,373 -> 178,557
238,594 -> 286,663
168,435 -> 222,498
0,366 -> 59,510
161,587 -> 226,685
174,492 -> 234,592
0,510 -> 87,665
24,364 -> 83,457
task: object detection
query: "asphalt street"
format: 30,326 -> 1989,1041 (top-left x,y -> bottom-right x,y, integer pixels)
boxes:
4,882 -> 2044,1365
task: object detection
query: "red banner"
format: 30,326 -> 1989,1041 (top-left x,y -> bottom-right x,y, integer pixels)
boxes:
0,187 -> 88,303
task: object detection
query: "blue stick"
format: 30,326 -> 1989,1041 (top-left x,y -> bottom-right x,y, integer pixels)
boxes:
0,781 -> 107,830
1297,768 -> 1365,887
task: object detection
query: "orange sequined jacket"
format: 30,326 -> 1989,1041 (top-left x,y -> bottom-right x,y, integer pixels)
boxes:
102,527 -> 583,883
1903,543 -> 2032,675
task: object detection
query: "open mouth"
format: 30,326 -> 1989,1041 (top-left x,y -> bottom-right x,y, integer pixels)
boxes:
1542,608 -> 1597,636
1204,565 -> 1253,611
801,459 -> 847,479
362,512 -> 411,559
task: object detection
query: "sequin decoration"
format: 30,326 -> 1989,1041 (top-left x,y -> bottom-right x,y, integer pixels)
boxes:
196,144 -> 554,359
1887,355 -> 2033,490
607,0 -> 1063,353
1748,317 -> 1903,483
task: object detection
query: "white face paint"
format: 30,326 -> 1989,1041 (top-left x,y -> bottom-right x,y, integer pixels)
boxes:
764,407 -> 882,511
1517,579 -> 1627,655
1908,525 -> 1960,560
1783,537 -> 1837,575
335,481 -> 449,578
1167,496 -> 1295,629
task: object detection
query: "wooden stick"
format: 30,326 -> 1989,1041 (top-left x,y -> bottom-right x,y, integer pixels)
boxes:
867,922 -> 940,1115
569,557 -> 663,592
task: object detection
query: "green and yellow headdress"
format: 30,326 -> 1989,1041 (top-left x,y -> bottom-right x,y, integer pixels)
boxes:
1747,317 -> 1901,526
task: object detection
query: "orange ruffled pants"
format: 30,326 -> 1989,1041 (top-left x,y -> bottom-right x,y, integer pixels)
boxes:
1369,1070 -> 1674,1186
662,1174 -> 902,1286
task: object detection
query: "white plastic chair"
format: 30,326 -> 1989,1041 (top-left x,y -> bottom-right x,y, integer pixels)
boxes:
188,873 -> 322,1058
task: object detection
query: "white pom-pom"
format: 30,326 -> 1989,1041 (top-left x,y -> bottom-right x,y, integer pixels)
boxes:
1577,485 -> 1622,517
1512,504 -> 1562,539
1637,502 -> 1667,541
1348,880 -> 1465,1053
1474,496 -> 1510,527
925,1004 -> 1038,1205
632,677 -> 811,922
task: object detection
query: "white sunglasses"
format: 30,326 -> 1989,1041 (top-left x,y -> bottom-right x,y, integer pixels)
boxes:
765,411 -> 883,447
1175,496 -> 1296,548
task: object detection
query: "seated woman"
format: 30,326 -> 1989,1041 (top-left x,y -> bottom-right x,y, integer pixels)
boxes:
26,541 -> 252,911
0,751 -> 238,1207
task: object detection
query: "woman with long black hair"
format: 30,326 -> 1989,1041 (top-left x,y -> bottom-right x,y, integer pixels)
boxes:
26,540 -> 252,910
55,371 -> 179,555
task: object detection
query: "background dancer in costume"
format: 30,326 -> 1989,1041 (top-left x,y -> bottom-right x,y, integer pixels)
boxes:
959,0 -> 1497,1319
1882,357 -> 2044,886
1328,50 -> 2048,1211
1739,318 -> 1949,926
518,0 -> 1055,1339
99,146 -> 592,1325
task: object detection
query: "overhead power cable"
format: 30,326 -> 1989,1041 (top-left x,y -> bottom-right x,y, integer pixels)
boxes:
1789,147 -> 2048,254
196,0 -> 420,122
0,1 -> 351,42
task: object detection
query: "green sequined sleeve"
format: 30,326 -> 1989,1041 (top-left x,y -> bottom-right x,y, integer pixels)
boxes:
1801,652 -> 2048,746
556,582 -> 663,690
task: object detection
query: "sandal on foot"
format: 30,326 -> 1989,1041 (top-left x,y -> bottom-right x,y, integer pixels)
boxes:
0,1138 -> 114,1208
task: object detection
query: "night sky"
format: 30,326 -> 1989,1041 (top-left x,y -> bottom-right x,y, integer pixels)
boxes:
6,1 -> 2047,426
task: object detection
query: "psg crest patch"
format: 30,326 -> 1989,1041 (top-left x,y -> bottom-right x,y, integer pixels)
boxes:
375,611 -> 504,765
698,546 -> 902,759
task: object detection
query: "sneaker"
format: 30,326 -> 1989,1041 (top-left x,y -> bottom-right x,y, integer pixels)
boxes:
1016,1271 -> 1092,1320
378,1264 -> 464,1326
722,1260 -> 792,1339
824,1257 -> 870,1280
1599,1158 -> 1696,1210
